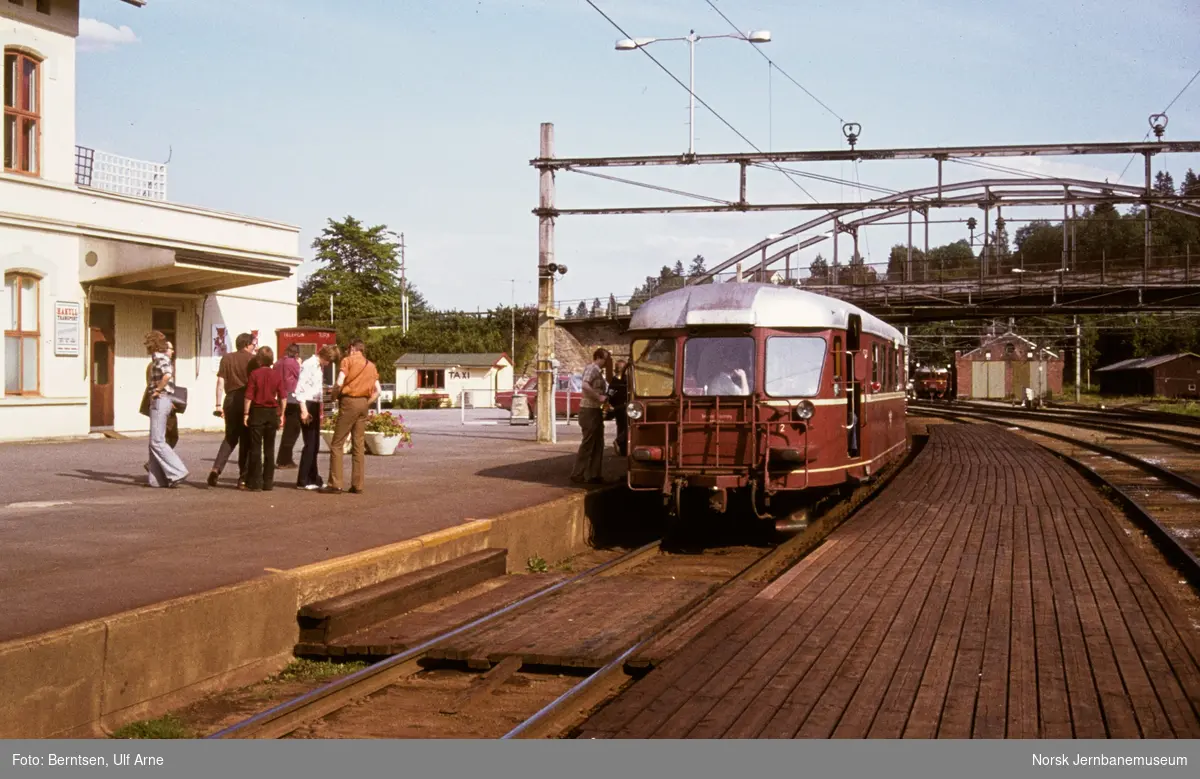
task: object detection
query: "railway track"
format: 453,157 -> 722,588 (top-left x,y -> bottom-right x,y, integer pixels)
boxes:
910,403 -> 1200,591
206,444 -> 918,741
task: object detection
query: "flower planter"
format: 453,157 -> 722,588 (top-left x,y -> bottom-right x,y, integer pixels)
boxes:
320,431 -> 353,454
365,432 -> 404,456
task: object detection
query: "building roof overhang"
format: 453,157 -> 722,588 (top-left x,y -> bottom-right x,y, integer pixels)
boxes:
84,249 -> 293,295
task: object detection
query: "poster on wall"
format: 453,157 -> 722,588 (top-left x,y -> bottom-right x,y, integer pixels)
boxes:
54,301 -> 81,356
212,324 -> 230,370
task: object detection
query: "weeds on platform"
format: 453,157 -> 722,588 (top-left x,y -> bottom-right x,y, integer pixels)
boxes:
111,715 -> 192,740
272,657 -> 368,683
526,554 -> 549,573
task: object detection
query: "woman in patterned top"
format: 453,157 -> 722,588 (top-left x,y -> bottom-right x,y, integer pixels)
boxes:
144,330 -> 189,488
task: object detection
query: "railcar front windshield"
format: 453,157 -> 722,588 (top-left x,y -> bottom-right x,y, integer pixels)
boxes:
765,336 -> 827,397
631,338 -> 676,397
683,337 -> 755,396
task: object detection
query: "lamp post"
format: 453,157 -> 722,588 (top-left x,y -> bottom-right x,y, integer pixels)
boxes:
615,28 -> 771,155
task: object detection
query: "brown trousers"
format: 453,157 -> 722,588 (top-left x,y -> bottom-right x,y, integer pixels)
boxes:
571,407 -> 605,481
329,396 -> 370,491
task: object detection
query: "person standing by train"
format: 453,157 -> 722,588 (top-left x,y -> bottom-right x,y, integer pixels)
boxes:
570,348 -> 609,484
273,343 -> 303,469
606,358 -> 629,456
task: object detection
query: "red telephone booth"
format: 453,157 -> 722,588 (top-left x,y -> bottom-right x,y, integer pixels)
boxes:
277,327 -> 340,414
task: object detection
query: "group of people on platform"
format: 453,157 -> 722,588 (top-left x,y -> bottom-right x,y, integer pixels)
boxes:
570,348 -> 628,485
141,329 -> 381,494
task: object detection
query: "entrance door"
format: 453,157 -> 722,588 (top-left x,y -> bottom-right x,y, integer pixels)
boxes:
1012,361 -> 1031,400
987,361 -> 1005,398
89,303 -> 116,428
972,362 -> 987,398
846,316 -> 862,458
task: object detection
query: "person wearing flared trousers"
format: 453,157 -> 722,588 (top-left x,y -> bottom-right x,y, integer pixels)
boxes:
144,331 -> 188,488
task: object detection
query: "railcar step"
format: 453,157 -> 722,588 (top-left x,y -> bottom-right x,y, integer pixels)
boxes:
297,548 -> 508,644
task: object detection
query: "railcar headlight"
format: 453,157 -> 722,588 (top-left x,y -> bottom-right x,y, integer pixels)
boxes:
626,401 -> 645,420
793,400 -> 815,421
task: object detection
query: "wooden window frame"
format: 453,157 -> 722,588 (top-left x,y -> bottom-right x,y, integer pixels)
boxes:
417,369 -> 445,389
4,48 -> 42,177
5,271 -> 41,395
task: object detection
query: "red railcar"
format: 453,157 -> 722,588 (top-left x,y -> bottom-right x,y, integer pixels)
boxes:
913,366 -> 949,400
622,283 -> 908,518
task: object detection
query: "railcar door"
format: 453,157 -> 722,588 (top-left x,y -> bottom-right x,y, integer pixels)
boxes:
845,316 -> 862,459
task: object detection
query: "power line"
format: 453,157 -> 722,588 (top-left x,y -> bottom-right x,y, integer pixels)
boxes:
580,0 -> 821,206
703,0 -> 844,124
1116,64 -> 1200,184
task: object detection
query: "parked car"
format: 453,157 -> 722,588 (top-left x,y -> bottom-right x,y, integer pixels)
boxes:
496,373 -> 584,418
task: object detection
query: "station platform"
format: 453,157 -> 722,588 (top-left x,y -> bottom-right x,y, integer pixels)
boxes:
579,423 -> 1200,739
0,409 -> 623,643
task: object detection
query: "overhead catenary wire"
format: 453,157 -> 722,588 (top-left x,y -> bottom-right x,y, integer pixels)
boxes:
581,0 -> 823,207
703,0 -> 844,124
1116,64 -> 1200,184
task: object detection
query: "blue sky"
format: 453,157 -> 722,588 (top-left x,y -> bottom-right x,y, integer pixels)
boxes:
77,0 -> 1200,313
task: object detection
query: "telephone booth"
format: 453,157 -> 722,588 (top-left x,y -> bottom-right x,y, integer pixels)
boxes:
277,327 -> 339,414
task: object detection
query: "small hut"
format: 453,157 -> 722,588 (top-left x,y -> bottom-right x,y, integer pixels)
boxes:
1094,353 -> 1200,398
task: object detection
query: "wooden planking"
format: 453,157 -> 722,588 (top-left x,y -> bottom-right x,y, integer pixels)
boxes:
579,424 -> 1200,739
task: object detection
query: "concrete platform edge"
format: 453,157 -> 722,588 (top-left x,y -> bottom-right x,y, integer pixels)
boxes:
0,486 -> 623,739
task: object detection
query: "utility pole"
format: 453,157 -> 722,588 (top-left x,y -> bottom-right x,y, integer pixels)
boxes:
1080,314 -> 1089,403
398,232 -> 409,334
536,123 -> 556,444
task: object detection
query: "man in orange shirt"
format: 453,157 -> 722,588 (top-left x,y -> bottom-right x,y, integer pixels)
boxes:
320,338 -> 381,495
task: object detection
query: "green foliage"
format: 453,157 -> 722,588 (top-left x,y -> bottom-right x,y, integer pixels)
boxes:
273,658 -> 369,683
526,555 -> 549,573
364,305 -> 537,380
111,716 -> 192,740
391,395 -> 423,409
365,410 -> 413,442
298,216 -> 428,339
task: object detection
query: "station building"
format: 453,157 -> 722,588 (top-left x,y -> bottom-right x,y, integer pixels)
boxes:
1,1 -> 301,442
394,353 -> 514,408
954,332 -> 1064,400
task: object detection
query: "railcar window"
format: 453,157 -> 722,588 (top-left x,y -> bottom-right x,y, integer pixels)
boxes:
683,337 -> 754,396
833,336 -> 843,382
630,338 -> 675,397
765,337 -> 827,397
871,345 -> 879,384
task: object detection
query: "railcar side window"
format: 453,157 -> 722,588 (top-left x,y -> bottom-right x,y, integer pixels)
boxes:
833,336 -> 843,382
630,338 -> 676,397
871,345 -> 879,384
765,337 -> 827,397
683,337 -> 754,396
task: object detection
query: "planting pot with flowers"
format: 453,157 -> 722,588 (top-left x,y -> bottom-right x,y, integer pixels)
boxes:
364,411 -> 413,456
319,411 -> 352,454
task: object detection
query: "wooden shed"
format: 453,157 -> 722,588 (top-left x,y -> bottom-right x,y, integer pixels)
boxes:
954,332 -> 1064,400
1094,353 -> 1200,398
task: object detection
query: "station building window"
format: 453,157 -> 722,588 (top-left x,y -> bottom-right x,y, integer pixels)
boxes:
417,369 -> 444,389
5,272 -> 40,394
4,48 -> 41,176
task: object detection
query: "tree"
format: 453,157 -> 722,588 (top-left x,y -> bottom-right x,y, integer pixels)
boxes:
1182,169 -> 1200,197
592,298 -> 602,317
1153,170 -> 1176,196
298,216 -> 426,337
1013,220 -> 1062,271
673,260 -> 685,277
807,253 -> 829,284
886,244 -> 925,281
607,294 -> 617,318
688,254 -> 707,276
926,239 -> 978,279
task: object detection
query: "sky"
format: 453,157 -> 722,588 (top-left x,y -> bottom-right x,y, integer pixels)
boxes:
76,0 -> 1200,314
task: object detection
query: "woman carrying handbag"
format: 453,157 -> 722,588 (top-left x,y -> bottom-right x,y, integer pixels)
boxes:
144,330 -> 189,488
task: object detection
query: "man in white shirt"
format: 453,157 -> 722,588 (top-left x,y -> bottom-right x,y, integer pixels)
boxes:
293,345 -> 339,490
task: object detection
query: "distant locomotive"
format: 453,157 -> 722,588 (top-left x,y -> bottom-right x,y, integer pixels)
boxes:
912,366 -> 949,400
621,283 -> 909,518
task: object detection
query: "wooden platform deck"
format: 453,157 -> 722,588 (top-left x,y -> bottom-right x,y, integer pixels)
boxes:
577,424 -> 1200,738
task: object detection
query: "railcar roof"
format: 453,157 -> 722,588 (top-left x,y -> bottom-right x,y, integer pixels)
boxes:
627,282 -> 906,344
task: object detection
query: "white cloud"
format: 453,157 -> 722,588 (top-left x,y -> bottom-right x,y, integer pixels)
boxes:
78,18 -> 139,53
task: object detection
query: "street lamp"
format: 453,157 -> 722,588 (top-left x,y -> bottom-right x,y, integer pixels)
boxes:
615,28 -> 772,155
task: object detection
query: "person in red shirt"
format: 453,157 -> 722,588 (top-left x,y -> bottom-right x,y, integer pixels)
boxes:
242,346 -> 286,491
